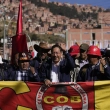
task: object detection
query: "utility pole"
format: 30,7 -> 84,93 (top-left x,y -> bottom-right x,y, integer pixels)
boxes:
65,29 -> 68,49
101,12 -> 104,48
3,10 -> 6,59
1,0 -> 6,59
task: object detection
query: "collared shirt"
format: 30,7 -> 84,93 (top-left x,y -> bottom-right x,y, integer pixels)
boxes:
91,61 -> 100,70
90,61 -> 100,81
15,70 -> 37,81
79,60 -> 88,68
17,71 -> 28,81
51,61 -> 61,82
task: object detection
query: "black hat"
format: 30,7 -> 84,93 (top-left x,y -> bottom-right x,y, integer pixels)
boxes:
34,42 -> 51,52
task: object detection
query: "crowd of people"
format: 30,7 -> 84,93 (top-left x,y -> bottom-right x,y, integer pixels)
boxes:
0,42 -> 110,85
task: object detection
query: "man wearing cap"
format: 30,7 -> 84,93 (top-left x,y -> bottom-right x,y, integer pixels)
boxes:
78,43 -> 89,68
68,45 -> 80,82
4,52 -> 40,81
40,44 -> 75,86
77,46 -> 110,81
30,42 -> 51,74
69,43 -> 89,82
68,45 -> 80,58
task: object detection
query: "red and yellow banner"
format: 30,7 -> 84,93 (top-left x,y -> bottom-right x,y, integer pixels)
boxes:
0,81 -> 109,110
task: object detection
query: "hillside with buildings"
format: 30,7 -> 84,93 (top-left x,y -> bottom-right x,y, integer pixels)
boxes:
0,0 -> 110,58
0,0 -> 109,38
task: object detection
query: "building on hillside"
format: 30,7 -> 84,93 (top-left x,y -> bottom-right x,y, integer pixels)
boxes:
66,28 -> 110,49
98,12 -> 110,28
41,0 -> 49,3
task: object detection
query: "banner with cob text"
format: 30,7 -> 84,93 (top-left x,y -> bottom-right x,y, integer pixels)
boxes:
0,81 -> 109,110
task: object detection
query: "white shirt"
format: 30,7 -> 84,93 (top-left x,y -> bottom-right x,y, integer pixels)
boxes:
0,56 -> 3,64
79,60 -> 88,68
17,71 -> 26,81
51,62 -> 60,82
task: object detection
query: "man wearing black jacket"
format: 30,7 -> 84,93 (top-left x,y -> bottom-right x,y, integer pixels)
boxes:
40,44 -> 75,86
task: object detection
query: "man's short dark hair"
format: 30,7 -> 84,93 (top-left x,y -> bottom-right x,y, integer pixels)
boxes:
51,44 -> 63,52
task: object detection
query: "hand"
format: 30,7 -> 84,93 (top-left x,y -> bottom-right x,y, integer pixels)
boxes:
58,43 -> 66,51
30,66 -> 36,74
100,57 -> 106,66
44,79 -> 51,87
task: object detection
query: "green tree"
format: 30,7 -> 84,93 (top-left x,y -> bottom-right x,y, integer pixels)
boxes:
29,33 -> 65,43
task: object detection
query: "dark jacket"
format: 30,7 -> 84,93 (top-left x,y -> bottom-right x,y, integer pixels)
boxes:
0,62 -> 11,81
4,65 -> 40,82
40,53 -> 75,82
30,56 -> 49,73
77,63 -> 110,82
30,57 -> 40,73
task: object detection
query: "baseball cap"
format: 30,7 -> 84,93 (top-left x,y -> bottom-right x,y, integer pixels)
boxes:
80,43 -> 89,51
68,45 -> 80,56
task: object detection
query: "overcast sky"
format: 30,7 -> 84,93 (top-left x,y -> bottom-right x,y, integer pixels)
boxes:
50,0 -> 110,9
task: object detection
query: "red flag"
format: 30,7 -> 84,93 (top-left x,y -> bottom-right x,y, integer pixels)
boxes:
16,0 -> 23,35
11,0 -> 28,63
